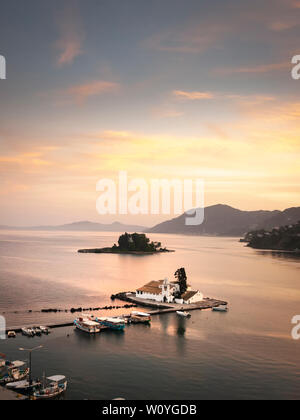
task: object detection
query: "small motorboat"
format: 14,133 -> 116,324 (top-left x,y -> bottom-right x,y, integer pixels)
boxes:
40,326 -> 50,334
212,305 -> 228,312
74,316 -> 101,334
176,311 -> 191,318
0,361 -> 29,385
7,331 -> 16,338
96,317 -> 125,331
130,311 -> 151,324
21,327 -> 35,337
31,375 -> 67,400
32,326 -> 42,336
6,379 -> 41,394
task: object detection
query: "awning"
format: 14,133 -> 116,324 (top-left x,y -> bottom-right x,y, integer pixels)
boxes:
47,375 -> 66,382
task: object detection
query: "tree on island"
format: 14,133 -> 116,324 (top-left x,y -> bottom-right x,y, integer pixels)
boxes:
117,232 -> 162,252
174,267 -> 188,296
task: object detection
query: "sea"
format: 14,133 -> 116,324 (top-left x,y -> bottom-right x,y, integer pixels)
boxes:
0,230 -> 299,400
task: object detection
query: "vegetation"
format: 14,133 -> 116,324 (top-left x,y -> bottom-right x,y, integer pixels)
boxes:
78,232 -> 172,254
174,267 -> 188,297
244,221 -> 300,251
113,232 -> 163,252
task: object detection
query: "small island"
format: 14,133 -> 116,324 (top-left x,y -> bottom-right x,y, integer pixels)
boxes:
242,221 -> 300,252
78,232 -> 174,254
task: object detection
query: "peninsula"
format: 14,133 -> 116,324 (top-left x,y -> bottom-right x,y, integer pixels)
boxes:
243,221 -> 300,252
78,232 -> 174,254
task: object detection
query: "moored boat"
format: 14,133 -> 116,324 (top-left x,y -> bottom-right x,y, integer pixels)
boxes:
0,361 -> 29,384
6,379 -> 41,394
212,305 -> 228,312
96,317 -> 125,331
7,331 -> 16,338
32,326 -> 42,336
21,327 -> 35,337
176,311 -> 191,318
31,375 -> 67,400
74,316 -> 101,333
40,326 -> 50,334
130,311 -> 151,324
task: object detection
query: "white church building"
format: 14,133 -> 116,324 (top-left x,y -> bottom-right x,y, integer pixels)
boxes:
135,278 -> 204,304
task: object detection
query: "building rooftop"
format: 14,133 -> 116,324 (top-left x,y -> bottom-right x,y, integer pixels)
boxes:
181,290 -> 199,301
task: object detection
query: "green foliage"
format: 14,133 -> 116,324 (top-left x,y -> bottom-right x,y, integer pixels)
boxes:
174,267 -> 188,296
246,221 -> 300,251
117,232 -> 162,252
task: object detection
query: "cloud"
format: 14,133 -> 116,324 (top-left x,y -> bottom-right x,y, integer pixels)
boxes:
55,4 -> 84,66
143,22 -> 233,54
58,80 -> 120,104
216,62 -> 290,75
173,90 -> 214,100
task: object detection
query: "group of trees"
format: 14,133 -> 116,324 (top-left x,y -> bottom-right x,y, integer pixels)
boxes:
245,221 -> 300,251
112,232 -> 163,252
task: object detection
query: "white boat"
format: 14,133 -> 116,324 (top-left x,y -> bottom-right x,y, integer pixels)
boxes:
21,327 -> 35,337
32,326 -> 42,335
32,375 -> 67,400
74,316 -> 101,333
6,379 -> 41,393
7,331 -> 16,338
176,311 -> 191,318
130,311 -> 151,324
40,326 -> 50,334
0,361 -> 29,384
212,305 -> 228,312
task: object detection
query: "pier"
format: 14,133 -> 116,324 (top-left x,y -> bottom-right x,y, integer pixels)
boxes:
112,292 -> 228,314
0,386 -> 26,400
5,293 -> 227,334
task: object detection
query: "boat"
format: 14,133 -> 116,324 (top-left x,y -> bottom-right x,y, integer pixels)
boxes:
212,305 -> 228,312
21,327 -> 35,337
0,361 -> 29,384
96,317 -> 125,331
40,326 -> 50,334
31,375 -> 67,400
7,331 -> 16,338
176,311 -> 191,318
32,326 -> 42,336
6,379 -> 41,394
74,316 -> 101,333
130,311 -> 151,324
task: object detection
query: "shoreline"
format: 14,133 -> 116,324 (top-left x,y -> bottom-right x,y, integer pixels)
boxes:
78,248 -> 175,254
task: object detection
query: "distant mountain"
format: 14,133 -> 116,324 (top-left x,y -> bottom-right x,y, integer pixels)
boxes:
145,204 -> 300,237
0,221 -> 147,232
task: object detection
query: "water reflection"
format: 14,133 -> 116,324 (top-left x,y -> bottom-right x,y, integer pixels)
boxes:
256,250 -> 300,263
176,318 -> 186,337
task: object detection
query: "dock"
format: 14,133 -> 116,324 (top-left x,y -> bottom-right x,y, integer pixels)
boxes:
5,294 -> 227,334
113,292 -> 228,314
0,386 -> 26,400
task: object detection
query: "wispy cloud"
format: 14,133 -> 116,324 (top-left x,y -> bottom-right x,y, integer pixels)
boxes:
216,62 -> 289,75
143,22 -> 233,54
173,90 -> 214,100
58,80 -> 120,104
55,4 -> 84,66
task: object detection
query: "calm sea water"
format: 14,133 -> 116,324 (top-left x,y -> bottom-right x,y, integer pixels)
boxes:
0,230 -> 300,400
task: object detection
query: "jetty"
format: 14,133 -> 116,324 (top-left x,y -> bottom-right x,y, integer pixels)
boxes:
112,292 -> 228,314
0,386 -> 26,401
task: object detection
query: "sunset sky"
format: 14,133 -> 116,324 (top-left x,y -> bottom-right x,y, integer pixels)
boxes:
0,0 -> 299,226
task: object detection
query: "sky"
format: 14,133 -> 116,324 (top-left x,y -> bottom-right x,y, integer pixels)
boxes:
0,0 -> 299,226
